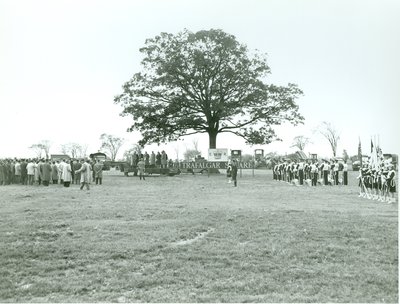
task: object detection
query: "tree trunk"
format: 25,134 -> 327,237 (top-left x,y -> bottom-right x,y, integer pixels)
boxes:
208,131 -> 217,149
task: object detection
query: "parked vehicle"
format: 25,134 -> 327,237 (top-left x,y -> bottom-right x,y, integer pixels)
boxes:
89,152 -> 110,170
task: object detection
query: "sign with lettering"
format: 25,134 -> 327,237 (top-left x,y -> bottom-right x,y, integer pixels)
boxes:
177,161 -> 254,169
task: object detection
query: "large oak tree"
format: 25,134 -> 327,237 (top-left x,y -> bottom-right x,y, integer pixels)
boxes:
115,29 -> 304,148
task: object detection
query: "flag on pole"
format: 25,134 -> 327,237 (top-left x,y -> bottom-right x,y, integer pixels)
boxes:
358,137 -> 362,166
370,137 -> 379,170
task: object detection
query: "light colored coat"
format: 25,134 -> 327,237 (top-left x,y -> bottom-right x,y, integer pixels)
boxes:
76,162 -> 92,183
62,163 -> 72,182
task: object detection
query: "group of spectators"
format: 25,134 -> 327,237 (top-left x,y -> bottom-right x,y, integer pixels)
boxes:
130,150 -> 171,168
0,158 -> 104,190
273,159 -> 349,186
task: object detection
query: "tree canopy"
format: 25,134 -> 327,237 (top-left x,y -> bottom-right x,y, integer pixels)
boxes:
318,121 -> 340,157
290,136 -> 312,151
115,29 -> 304,148
99,134 -> 125,161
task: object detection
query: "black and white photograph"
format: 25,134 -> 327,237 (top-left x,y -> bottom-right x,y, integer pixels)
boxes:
0,0 -> 398,302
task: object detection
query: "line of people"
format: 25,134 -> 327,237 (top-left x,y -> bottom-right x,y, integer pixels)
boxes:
357,162 -> 396,203
273,159 -> 348,186
130,150 -> 170,168
0,158 -> 104,190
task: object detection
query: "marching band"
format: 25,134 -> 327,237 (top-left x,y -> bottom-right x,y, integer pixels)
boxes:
272,157 -> 397,204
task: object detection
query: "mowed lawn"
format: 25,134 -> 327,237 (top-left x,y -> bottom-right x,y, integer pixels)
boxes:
0,169 -> 397,303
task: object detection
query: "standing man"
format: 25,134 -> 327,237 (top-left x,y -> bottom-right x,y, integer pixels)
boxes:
137,157 -> 146,180
72,159 -> 82,184
144,152 -> 150,167
58,160 -> 64,184
14,160 -> 21,184
161,151 -> 168,168
70,159 -> 75,183
323,160 -> 330,186
333,159 -> 339,185
156,152 -> 162,168
231,159 -> 238,187
51,161 -> 59,184
27,159 -> 35,185
343,161 -> 348,185
75,159 -> 92,190
386,164 -> 396,204
40,159 -> 52,186
0,160 -> 5,186
150,151 -> 156,168
94,159 -> 104,185
34,160 -> 41,185
297,160 -> 304,185
20,159 -> 28,185
62,160 -> 72,187
311,161 -> 318,186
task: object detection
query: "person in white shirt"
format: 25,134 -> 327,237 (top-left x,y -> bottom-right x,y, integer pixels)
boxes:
57,160 -> 64,184
333,160 -> 339,185
27,160 -> 35,185
310,161 -> 318,186
297,161 -> 304,185
322,161 -> 330,185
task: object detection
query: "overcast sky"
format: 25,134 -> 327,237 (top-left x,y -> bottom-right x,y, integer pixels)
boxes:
1,0 -> 399,160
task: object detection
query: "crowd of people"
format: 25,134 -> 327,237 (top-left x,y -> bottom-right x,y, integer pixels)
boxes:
272,159 -> 349,186
0,158 -> 105,190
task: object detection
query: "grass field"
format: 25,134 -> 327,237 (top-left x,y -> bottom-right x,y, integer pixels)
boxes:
0,169 -> 398,303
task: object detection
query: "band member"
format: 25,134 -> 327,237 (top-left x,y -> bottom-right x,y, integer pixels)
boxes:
311,161 -> 318,186
343,161 -> 348,185
322,160 -> 330,186
333,160 -> 339,185
386,165 -> 397,204
357,165 -> 365,197
297,161 -> 304,185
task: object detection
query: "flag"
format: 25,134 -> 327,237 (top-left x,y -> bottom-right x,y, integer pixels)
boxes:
370,137 -> 379,170
376,136 -> 383,169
